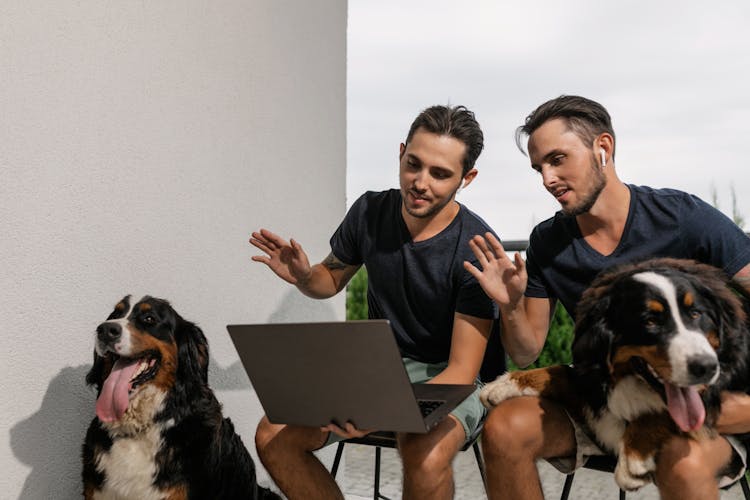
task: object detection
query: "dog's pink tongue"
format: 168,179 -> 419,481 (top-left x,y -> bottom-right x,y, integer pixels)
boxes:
665,382 -> 705,432
96,358 -> 140,423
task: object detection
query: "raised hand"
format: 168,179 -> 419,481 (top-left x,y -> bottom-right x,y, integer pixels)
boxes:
249,229 -> 312,285
463,232 -> 527,309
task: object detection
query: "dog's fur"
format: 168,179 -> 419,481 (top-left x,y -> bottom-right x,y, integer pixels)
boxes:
82,295 -> 279,499
481,258 -> 750,490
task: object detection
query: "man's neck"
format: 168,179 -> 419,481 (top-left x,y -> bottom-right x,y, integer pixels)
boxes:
402,200 -> 460,242
576,180 -> 631,256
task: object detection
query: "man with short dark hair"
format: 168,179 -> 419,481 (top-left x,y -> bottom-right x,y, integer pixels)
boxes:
252,105 -> 499,499
466,95 -> 750,500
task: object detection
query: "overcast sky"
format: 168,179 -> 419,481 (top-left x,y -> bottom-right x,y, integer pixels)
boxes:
347,0 -> 750,240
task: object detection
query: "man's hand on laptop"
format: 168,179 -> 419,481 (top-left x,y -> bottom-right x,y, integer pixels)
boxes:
322,421 -> 374,439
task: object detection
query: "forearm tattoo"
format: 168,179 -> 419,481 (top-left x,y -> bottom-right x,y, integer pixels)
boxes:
322,253 -> 349,271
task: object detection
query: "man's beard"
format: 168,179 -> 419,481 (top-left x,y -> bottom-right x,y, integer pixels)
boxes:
403,186 -> 459,219
562,155 -> 607,216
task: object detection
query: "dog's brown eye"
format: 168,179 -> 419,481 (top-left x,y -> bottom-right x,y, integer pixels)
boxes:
645,318 -> 657,328
690,309 -> 702,320
142,315 -> 156,325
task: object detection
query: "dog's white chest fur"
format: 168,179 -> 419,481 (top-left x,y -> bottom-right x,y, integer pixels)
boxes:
94,387 -> 171,500
94,425 -> 165,500
585,375 -> 665,453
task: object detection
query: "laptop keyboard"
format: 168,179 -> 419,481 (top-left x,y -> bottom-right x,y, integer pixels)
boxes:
417,399 -> 446,417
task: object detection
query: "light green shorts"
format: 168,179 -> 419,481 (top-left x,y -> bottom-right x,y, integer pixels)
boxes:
323,357 -> 485,447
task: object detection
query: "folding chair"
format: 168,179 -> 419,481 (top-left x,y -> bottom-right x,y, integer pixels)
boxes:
329,320 -> 504,500
330,424 -> 484,500
559,454 -> 750,500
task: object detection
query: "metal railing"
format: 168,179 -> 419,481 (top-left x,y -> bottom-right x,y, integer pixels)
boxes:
501,240 -> 528,252
502,233 -> 750,254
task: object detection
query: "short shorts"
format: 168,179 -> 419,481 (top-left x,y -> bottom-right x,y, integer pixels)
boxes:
323,357 -> 485,447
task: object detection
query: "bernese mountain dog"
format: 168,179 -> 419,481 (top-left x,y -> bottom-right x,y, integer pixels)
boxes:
481,258 -> 750,490
82,295 -> 280,499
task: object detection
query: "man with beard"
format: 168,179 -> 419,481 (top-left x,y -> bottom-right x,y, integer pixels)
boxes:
465,95 -> 750,500
251,104 -> 498,500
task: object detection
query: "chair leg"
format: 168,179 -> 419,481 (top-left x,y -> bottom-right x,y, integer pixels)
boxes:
472,442 -> 486,487
741,474 -> 750,500
619,487 -> 626,500
331,442 -> 345,478
373,446 -> 390,500
559,473 -> 574,500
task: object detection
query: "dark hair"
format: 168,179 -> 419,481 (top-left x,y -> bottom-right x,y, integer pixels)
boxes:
405,105 -> 484,175
515,95 -> 616,158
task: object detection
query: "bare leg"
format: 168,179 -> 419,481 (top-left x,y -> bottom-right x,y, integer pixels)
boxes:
482,396 -> 577,500
398,415 -> 466,500
255,416 -> 343,500
655,434 -> 734,500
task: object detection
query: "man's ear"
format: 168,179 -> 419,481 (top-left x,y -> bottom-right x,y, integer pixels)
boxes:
594,133 -> 614,164
461,168 -> 478,189
399,143 -> 406,160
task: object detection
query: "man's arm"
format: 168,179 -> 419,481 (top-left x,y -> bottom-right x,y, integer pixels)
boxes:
429,312 -> 492,385
499,296 -> 554,368
717,262 -> 750,435
731,261 -> 750,294
250,228 -> 359,299
463,232 -> 551,367
299,253 -> 360,299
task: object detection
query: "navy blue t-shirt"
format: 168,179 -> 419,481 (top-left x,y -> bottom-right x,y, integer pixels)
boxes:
526,185 -> 750,318
330,189 -> 498,363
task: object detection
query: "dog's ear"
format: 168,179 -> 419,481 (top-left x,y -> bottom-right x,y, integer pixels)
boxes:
572,292 -> 614,373
571,290 -> 614,411
709,276 -> 750,387
571,280 -> 614,376
85,350 -> 105,391
174,316 -> 210,385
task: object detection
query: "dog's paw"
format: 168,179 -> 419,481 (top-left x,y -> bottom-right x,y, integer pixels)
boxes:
480,373 -> 539,408
613,445 -> 655,491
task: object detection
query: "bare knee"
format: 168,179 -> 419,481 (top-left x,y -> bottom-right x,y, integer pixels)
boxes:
482,399 -> 543,457
255,416 -> 280,456
482,396 -> 575,465
400,434 -> 455,477
656,437 -> 718,486
255,416 -> 327,463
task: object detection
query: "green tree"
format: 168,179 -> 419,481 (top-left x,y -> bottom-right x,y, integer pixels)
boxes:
710,182 -> 745,229
507,302 -> 574,371
344,267 -> 574,370
346,267 -> 369,320
731,185 -> 745,230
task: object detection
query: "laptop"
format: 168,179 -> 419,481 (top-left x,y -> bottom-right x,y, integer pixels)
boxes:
227,320 -> 476,434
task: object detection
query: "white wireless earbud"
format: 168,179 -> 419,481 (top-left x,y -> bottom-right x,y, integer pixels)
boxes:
600,148 -> 607,167
456,181 -> 465,194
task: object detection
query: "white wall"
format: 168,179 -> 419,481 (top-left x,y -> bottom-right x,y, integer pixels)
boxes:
0,1 -> 347,497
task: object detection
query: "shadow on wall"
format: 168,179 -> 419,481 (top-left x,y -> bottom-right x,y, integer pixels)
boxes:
210,289 -> 340,390
9,289 -> 339,498
9,357 -> 263,499
10,364 -> 94,500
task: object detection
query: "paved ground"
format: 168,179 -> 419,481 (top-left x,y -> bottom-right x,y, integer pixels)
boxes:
338,442 -> 747,499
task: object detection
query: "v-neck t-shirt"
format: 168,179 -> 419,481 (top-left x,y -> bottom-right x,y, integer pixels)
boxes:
525,184 -> 750,319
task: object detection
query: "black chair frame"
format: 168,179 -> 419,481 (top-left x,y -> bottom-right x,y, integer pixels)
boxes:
559,454 -> 750,500
328,322 -> 503,500
330,424 -> 485,500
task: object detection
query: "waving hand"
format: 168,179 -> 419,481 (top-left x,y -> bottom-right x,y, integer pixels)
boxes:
463,232 -> 527,309
250,229 -> 312,285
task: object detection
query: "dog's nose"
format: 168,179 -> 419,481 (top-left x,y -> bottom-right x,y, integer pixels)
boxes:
687,354 -> 719,382
97,322 -> 122,342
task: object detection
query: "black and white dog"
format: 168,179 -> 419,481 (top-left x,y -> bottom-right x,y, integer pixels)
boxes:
82,295 -> 279,499
481,258 -> 750,490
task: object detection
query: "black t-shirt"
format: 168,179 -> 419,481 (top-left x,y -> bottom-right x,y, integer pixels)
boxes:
526,184 -> 750,318
330,189 -> 498,363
